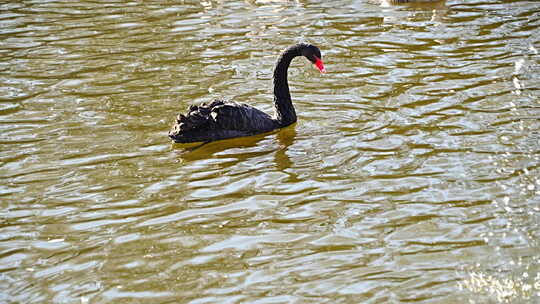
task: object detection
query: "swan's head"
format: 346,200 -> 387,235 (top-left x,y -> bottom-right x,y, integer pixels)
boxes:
300,44 -> 326,74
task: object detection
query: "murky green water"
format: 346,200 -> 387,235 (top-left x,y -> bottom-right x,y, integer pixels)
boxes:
1,0 -> 540,303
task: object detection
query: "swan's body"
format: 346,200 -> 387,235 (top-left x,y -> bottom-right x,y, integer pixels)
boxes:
168,43 -> 325,143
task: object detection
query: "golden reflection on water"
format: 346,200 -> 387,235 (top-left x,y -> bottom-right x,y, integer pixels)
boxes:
460,271 -> 540,303
1,0 -> 540,303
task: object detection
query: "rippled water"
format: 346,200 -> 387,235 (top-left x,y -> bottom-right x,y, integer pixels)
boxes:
1,0 -> 540,303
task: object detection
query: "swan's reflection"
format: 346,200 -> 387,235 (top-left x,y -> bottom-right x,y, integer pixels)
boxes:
274,123 -> 296,173
170,124 -> 297,172
171,132 -> 270,161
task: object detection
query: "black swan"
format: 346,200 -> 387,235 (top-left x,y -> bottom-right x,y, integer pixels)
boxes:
168,43 -> 325,143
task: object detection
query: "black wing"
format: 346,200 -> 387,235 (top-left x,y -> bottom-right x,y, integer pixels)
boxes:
169,100 -> 278,143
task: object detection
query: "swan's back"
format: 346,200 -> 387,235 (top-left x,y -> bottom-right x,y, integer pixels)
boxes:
168,100 -> 278,143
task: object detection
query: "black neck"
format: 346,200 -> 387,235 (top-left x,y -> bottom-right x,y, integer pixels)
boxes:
273,45 -> 301,126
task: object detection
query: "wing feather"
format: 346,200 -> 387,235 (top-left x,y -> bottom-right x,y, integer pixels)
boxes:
212,102 -> 276,132
169,100 -> 278,143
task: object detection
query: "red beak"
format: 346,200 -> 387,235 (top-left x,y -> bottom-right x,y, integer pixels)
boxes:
315,57 -> 326,74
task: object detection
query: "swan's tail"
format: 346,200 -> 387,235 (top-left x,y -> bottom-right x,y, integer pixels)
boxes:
168,100 -> 224,143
